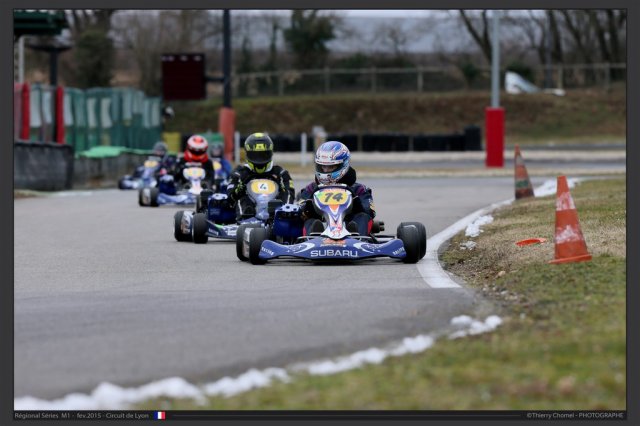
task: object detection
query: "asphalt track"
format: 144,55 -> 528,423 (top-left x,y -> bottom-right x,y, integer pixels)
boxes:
14,176 -> 549,399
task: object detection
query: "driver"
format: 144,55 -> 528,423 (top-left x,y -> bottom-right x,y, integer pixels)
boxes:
130,141 -> 175,178
227,132 -> 295,220
169,135 -> 216,187
208,141 -> 233,180
298,141 -> 376,236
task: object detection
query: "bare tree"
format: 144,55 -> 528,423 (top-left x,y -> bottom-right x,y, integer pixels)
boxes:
112,10 -> 222,95
67,10 -> 116,38
459,10 -> 492,64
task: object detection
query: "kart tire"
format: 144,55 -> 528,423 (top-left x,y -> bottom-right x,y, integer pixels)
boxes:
192,212 -> 209,244
398,222 -> 427,259
118,178 -> 127,190
197,189 -> 213,213
249,227 -> 269,265
236,224 -> 256,261
173,211 -> 192,242
149,187 -> 160,207
397,225 -> 421,264
138,188 -> 145,206
371,220 -> 385,234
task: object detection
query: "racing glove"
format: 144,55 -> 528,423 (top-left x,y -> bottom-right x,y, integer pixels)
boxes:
229,180 -> 245,201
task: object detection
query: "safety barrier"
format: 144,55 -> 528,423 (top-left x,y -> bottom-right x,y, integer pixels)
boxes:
14,141 -> 74,191
236,126 -> 482,153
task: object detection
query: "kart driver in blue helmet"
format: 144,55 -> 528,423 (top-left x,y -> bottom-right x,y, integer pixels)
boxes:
298,141 -> 376,236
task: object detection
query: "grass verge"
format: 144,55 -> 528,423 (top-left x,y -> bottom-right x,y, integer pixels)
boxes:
135,177 -> 625,410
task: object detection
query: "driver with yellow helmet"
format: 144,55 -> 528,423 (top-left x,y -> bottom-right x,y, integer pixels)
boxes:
227,132 -> 295,220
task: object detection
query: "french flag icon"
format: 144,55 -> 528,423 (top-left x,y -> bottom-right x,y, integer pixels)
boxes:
156,411 -> 166,420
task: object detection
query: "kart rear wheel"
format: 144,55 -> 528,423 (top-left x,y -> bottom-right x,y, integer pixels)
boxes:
398,222 -> 427,259
192,213 -> 209,244
249,227 -> 268,265
149,187 -> 160,207
397,225 -> 421,264
173,211 -> 192,242
371,220 -> 385,234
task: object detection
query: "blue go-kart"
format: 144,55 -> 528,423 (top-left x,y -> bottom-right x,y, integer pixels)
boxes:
174,178 -> 303,247
238,184 -> 427,265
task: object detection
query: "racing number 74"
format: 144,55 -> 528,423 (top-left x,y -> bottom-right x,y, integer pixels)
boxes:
324,192 -> 343,203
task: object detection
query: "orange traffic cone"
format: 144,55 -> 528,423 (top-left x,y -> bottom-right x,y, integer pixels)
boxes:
514,144 -> 534,199
549,175 -> 592,264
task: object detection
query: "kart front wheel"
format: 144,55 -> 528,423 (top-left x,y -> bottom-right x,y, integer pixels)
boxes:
138,188 -> 145,206
236,224 -> 259,261
249,227 -> 268,265
192,213 -> 209,244
397,224 -> 422,264
149,187 -> 160,207
398,222 -> 427,259
173,211 -> 192,242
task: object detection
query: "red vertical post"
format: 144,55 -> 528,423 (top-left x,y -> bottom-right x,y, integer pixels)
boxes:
485,106 -> 505,167
55,86 -> 65,144
218,107 -> 236,162
21,83 -> 30,140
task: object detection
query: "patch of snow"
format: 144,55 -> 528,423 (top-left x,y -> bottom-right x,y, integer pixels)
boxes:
459,240 -> 477,250
465,215 -> 493,237
448,315 -> 503,339
534,177 -> 581,197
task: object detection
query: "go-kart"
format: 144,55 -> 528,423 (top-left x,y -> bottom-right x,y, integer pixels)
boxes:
174,178 -> 302,245
239,184 -> 427,265
138,164 -> 207,207
119,156 -> 163,190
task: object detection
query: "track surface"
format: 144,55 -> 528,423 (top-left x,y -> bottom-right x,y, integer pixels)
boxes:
16,177 -> 521,399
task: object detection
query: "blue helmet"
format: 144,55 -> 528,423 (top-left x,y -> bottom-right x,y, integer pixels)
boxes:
315,141 -> 350,185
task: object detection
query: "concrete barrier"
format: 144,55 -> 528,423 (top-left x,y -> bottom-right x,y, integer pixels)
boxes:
14,141 -> 74,191
73,152 -> 148,189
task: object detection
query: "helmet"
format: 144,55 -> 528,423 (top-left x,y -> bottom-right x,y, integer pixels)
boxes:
209,142 -> 224,159
185,135 -> 209,162
153,141 -> 168,157
244,132 -> 273,173
315,141 -> 350,185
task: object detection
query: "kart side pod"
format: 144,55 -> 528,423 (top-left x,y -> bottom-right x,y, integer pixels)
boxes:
273,203 -> 304,239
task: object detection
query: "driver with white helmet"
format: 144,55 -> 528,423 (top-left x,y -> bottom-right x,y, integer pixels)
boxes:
298,141 -> 376,236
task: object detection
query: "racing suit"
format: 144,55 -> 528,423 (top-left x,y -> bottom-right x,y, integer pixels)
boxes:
298,167 -> 376,236
171,157 -> 216,188
227,164 -> 295,220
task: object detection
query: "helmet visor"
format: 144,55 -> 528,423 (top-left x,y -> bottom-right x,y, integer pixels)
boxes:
247,150 -> 272,165
315,163 -> 341,173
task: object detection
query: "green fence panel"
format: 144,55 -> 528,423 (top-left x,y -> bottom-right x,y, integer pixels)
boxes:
140,96 -> 162,150
85,88 -> 101,149
109,88 -> 124,147
40,85 -> 55,142
98,88 -> 112,146
29,84 -> 42,141
72,89 -> 88,152
63,89 -> 74,146
131,89 -> 144,149
120,88 -> 133,148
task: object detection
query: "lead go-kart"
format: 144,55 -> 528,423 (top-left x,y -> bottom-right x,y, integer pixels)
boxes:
174,177 -> 302,245
238,184 -> 427,265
